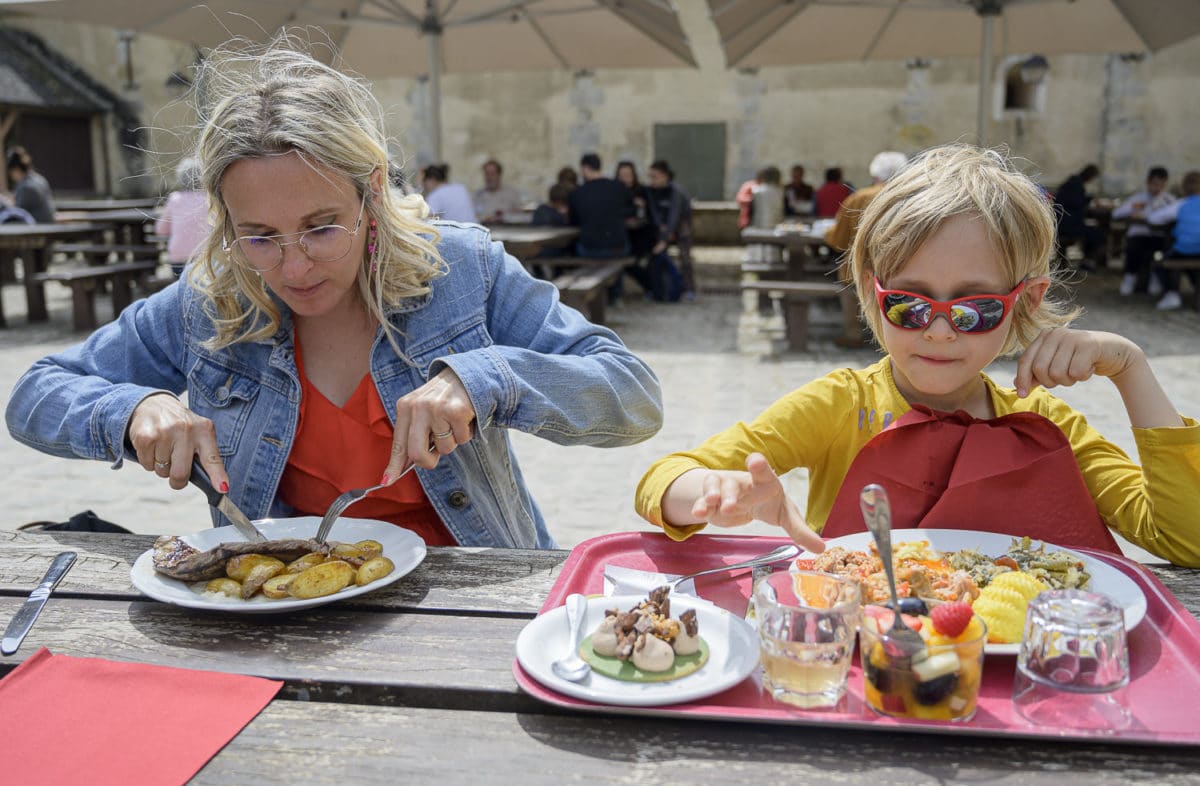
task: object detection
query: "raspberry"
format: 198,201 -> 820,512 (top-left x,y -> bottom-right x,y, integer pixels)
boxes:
931,601 -> 973,638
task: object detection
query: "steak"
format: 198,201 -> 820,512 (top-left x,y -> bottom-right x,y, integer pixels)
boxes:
152,535 -> 330,581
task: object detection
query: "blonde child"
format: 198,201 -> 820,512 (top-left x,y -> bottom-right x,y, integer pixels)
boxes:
635,145 -> 1200,567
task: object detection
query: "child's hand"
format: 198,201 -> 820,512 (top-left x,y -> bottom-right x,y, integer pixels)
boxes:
1014,327 -> 1142,397
691,453 -> 824,551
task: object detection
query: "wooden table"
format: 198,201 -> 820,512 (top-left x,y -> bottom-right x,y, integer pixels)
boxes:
2,530 -> 1197,783
490,225 -> 579,264
55,197 -> 162,212
0,222 -> 108,326
57,208 -> 161,245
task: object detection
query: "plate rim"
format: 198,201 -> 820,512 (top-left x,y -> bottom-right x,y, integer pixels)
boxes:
796,528 -> 1148,655
516,593 -> 759,706
129,516 -> 426,614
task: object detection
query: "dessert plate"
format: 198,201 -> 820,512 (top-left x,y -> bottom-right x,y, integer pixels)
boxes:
516,594 -> 759,706
795,529 -> 1147,655
130,516 -> 425,613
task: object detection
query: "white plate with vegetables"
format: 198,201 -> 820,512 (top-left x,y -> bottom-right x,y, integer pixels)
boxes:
130,516 -> 426,613
794,529 -> 1146,655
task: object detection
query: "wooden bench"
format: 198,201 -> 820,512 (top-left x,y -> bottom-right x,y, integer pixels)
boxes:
553,259 -> 628,324
33,260 -> 161,332
1161,257 -> 1200,310
741,279 -> 843,351
52,242 -> 162,265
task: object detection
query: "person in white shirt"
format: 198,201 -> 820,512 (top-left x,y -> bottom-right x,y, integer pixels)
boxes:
1112,166 -> 1175,297
423,163 -> 477,223
473,159 -> 523,223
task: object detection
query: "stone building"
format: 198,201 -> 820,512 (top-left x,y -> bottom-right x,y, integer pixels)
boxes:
1,10 -> 1197,202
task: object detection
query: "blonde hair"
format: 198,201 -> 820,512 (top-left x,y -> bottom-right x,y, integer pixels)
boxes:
849,144 -> 1080,356
187,32 -> 444,351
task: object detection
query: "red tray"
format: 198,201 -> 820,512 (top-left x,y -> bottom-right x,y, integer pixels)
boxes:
514,532 -> 1200,745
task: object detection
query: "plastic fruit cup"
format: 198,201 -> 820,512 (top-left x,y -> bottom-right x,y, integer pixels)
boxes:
859,613 -> 988,722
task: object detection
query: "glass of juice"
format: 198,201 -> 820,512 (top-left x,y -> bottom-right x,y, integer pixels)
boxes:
754,570 -> 860,708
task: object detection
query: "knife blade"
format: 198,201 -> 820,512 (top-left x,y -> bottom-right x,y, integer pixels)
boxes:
188,458 -> 267,542
2,551 -> 77,656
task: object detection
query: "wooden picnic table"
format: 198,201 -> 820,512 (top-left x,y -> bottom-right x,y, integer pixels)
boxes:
54,197 -> 162,212
490,225 -> 579,263
0,222 -> 108,326
57,208 -> 161,245
1,529 -> 1197,783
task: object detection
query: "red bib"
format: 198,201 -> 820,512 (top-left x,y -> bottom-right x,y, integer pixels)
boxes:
821,405 -> 1120,553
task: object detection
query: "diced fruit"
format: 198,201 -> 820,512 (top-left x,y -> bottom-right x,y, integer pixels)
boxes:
912,672 -> 958,705
881,693 -> 907,714
864,605 -> 922,632
912,651 -> 960,682
863,654 -> 894,693
885,597 -> 929,616
930,601 -> 973,638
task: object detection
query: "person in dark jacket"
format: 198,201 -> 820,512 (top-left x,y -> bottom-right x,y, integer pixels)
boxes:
646,159 -> 694,300
1054,164 -> 1104,271
5,146 -> 56,223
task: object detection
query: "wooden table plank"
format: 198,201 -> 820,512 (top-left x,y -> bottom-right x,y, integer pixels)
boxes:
0,532 -> 565,615
192,702 -> 1200,785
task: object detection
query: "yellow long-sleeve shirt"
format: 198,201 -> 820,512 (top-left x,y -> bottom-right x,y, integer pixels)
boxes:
635,358 -> 1200,567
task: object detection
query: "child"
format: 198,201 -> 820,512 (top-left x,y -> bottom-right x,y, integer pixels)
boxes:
635,145 -> 1199,567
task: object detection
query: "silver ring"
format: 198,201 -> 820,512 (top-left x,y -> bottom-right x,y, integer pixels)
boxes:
431,428 -> 454,440
154,459 -> 171,470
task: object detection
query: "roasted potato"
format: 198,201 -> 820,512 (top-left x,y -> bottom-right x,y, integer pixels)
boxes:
355,540 -> 384,560
356,556 -> 395,586
226,553 -> 281,582
288,560 -> 356,599
205,577 -> 242,598
261,572 -> 299,599
329,543 -> 369,567
240,557 -> 286,599
286,552 -> 327,574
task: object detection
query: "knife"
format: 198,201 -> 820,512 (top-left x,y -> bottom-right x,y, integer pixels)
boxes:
188,458 -> 267,542
2,551 -> 77,656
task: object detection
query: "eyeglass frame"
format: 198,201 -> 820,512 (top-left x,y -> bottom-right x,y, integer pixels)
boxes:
873,276 -> 1028,335
222,190 -> 368,273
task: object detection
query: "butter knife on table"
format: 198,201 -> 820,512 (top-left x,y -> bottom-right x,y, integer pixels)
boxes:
188,458 -> 267,542
2,551 -> 77,656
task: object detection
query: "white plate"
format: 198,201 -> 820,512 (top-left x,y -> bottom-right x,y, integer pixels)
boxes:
516,594 -> 760,707
130,516 -> 426,614
795,529 -> 1147,656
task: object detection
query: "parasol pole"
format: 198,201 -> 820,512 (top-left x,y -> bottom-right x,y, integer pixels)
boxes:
976,13 -> 994,146
428,27 -> 444,162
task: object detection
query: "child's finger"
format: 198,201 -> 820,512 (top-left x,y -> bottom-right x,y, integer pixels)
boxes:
1014,330 -> 1049,396
778,509 -> 825,553
745,452 -> 779,488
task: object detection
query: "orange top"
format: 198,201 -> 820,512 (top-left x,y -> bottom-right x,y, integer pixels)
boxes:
278,338 -> 457,546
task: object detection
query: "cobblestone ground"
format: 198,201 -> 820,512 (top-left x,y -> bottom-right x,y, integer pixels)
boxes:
2,251 -> 1196,563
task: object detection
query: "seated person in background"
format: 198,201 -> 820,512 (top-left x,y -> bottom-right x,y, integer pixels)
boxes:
635,143 -> 1199,567
5,35 -> 663,550
5,146 -> 55,223
568,152 -> 633,258
1146,170 -> 1200,311
1112,166 -> 1174,296
423,163 -> 478,223
735,170 -> 763,230
784,165 -> 814,216
814,167 -> 852,218
531,183 -> 571,227
473,159 -> 523,223
615,160 -> 656,266
556,166 -> 579,193
155,157 -> 210,277
1053,163 -> 1104,271
646,159 -> 695,300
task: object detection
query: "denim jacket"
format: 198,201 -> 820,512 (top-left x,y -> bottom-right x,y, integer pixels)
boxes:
6,222 -> 663,548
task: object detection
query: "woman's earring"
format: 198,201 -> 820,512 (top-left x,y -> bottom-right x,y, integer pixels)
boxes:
368,217 -> 379,274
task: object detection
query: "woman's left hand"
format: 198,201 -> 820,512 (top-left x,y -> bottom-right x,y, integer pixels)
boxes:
383,367 -> 476,482
1014,327 -> 1141,397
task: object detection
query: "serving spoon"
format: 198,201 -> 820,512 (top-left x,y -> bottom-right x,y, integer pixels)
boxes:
860,483 -> 925,657
550,593 -> 592,682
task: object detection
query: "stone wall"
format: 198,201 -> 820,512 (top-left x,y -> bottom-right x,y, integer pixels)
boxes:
5,11 -> 1199,200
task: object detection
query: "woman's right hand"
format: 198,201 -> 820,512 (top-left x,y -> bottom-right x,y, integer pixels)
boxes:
127,393 -> 227,491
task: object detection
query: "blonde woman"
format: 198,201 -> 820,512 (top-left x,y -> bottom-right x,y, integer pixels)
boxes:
7,37 -> 662,548
636,144 -> 1199,566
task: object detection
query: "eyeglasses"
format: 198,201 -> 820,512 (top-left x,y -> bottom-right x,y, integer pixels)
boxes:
874,277 -> 1027,334
223,192 -> 367,273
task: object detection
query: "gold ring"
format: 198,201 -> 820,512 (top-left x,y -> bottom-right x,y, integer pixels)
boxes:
154,459 -> 171,470
432,428 -> 454,439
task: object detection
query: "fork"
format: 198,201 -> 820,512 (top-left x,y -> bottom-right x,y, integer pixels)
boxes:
315,446 -> 433,543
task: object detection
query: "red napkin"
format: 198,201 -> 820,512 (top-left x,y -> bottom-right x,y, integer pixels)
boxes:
0,648 -> 282,786
822,405 -> 1121,553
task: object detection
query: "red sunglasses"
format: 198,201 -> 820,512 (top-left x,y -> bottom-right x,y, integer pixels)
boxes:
874,277 -> 1027,334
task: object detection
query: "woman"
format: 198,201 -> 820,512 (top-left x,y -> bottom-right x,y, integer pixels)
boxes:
615,160 -> 656,266
5,37 -> 663,549
155,157 -> 210,277
5,146 -> 56,223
